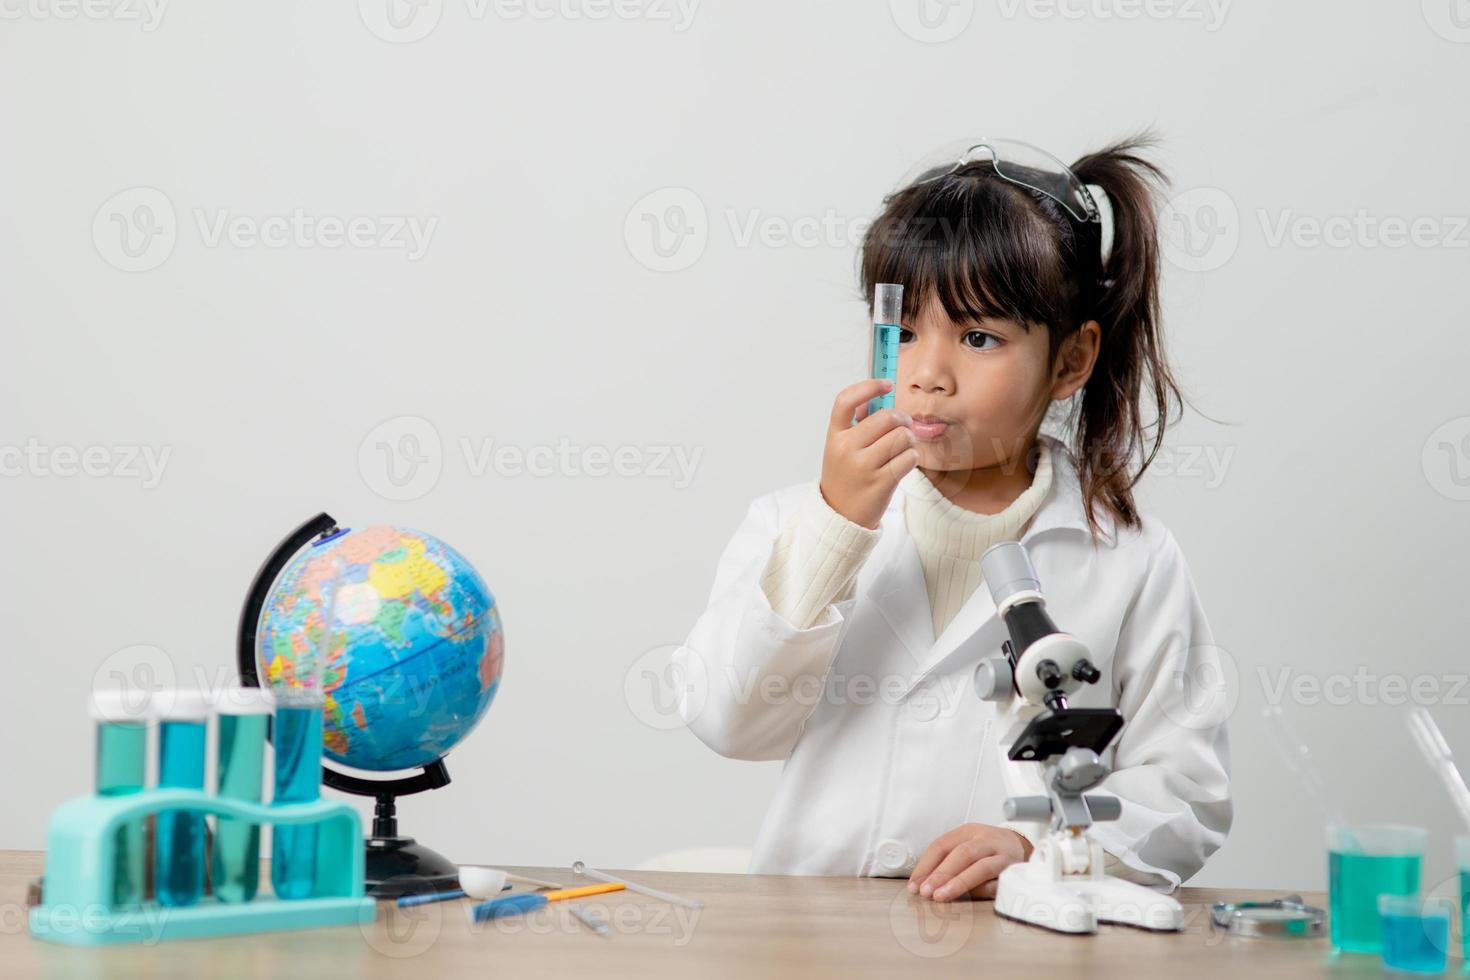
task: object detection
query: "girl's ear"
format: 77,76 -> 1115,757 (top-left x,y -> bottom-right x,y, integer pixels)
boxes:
1050,321 -> 1101,401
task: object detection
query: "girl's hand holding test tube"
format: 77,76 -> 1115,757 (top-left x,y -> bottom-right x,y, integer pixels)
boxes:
820,378 -> 918,530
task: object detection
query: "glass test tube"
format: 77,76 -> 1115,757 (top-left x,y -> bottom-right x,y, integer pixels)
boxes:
92,691 -> 147,908
271,690 -> 324,899
868,283 -> 903,416
212,687 -> 272,902
155,689 -> 210,907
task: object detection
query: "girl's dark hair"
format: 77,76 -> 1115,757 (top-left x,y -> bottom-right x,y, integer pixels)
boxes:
859,132 -> 1184,541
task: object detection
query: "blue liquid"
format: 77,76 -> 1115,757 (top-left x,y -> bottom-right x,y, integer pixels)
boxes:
868,322 -> 900,415
214,712 -> 267,902
1462,871 -> 1469,962
271,704 -> 322,900
1380,910 -> 1449,973
1328,849 -> 1420,953
96,721 -> 146,907
156,720 -> 207,907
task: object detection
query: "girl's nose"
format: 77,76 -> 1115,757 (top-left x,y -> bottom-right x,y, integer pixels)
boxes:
905,345 -> 953,395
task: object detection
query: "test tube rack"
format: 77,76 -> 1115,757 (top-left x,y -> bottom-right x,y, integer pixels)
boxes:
28,788 -> 376,946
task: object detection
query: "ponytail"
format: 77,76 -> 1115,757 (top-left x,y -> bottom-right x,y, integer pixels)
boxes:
1068,133 -> 1184,538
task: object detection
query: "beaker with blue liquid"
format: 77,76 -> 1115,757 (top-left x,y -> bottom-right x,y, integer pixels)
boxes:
1459,836 -> 1470,964
155,689 -> 211,907
1377,894 -> 1450,974
1327,823 -> 1424,954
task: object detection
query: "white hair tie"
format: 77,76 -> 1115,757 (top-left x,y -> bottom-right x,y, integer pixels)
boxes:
1084,183 -> 1114,271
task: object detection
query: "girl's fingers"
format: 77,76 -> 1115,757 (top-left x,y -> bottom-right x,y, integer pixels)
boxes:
919,841 -> 1000,900
883,446 -> 920,484
830,379 -> 894,433
930,854 -> 1010,902
860,425 -> 918,469
908,829 -> 966,893
849,407 -> 912,449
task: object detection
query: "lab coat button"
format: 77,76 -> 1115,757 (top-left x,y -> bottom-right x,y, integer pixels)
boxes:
909,696 -> 941,722
876,839 -> 912,873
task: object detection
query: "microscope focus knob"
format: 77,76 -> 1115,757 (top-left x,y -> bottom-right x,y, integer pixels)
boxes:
974,655 -> 1014,702
1036,659 -> 1064,689
1072,659 -> 1101,684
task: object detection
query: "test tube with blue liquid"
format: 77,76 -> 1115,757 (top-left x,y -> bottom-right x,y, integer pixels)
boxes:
270,571 -> 336,900
92,691 -> 147,908
867,283 -> 903,416
213,686 -> 271,902
155,689 -> 211,907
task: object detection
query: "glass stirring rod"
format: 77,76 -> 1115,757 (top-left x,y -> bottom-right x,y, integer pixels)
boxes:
1406,706 -> 1470,833
571,862 -> 704,910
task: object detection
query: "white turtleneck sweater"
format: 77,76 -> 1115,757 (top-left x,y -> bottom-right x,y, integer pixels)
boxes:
760,443 -> 1054,635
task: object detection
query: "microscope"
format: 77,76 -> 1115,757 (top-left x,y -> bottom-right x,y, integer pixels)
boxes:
973,541 -> 1184,934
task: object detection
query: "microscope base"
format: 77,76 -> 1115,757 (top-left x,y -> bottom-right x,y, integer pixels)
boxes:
993,854 -> 1184,935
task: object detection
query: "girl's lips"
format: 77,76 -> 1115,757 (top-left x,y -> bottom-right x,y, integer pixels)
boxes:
911,419 -> 950,441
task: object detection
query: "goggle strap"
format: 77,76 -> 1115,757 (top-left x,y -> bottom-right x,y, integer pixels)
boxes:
1084,183 -> 1115,272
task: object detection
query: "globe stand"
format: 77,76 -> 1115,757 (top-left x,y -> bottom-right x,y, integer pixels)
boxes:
237,512 -> 466,901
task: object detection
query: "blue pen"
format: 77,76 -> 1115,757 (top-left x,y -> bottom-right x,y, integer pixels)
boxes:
395,884 -> 510,909
472,882 -> 624,922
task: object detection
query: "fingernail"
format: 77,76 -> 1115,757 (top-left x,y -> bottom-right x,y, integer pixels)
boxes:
907,882 -> 917,893
919,882 -> 933,898
893,410 -> 911,425
934,888 -> 949,901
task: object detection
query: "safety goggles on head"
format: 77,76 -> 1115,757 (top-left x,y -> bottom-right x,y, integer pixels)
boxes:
894,137 -> 1114,268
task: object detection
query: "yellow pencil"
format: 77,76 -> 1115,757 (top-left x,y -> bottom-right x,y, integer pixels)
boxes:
472,881 -> 624,921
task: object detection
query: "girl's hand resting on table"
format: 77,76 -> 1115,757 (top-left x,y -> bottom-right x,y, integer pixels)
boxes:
909,824 -> 1034,902
819,379 -> 918,530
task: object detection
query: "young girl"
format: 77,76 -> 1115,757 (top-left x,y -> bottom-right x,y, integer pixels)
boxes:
675,135 -> 1231,902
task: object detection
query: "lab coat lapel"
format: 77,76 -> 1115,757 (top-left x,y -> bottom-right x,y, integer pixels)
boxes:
876,434 -> 1113,696
866,530 -> 936,667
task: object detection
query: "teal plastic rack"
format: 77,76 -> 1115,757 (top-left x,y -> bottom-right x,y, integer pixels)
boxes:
28,789 -> 376,946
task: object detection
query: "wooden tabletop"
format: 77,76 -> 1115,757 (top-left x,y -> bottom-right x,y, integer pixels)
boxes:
0,850 -> 1410,978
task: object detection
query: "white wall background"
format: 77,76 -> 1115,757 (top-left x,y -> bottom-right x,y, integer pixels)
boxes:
3,1 -> 1469,893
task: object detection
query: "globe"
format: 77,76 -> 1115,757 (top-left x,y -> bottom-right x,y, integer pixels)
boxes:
255,524 -> 503,772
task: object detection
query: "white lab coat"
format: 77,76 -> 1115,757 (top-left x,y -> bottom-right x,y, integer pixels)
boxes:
674,434 -> 1231,891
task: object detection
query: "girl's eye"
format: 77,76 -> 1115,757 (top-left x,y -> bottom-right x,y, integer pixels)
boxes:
897,329 -> 915,344
963,330 -> 1001,351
